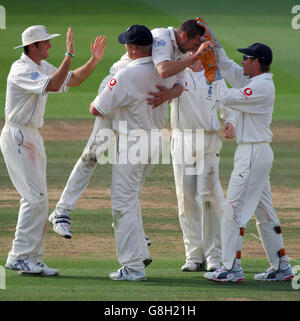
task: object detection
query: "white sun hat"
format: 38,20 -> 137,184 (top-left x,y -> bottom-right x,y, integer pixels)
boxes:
14,25 -> 60,49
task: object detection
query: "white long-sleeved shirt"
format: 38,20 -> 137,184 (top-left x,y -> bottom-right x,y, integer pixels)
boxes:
93,56 -> 175,135
113,27 -> 186,88
5,53 -> 72,128
96,54 -> 133,96
170,68 -> 236,132
216,48 -> 274,143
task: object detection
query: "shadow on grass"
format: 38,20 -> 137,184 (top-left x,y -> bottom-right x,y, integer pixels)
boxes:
144,276 -> 295,292
56,275 -> 108,282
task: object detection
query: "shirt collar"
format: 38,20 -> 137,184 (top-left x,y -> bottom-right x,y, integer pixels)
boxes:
251,72 -> 273,81
128,56 -> 153,66
168,27 -> 178,49
21,53 -> 40,68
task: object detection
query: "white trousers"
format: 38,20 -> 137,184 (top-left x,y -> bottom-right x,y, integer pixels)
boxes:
111,134 -> 159,272
55,116 -> 113,215
0,122 -> 48,261
224,143 -> 285,270
171,131 -> 224,266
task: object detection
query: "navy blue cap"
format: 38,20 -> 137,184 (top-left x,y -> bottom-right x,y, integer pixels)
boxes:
118,25 -> 153,46
237,43 -> 273,65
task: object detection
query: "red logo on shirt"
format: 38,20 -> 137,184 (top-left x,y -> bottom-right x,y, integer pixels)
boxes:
184,81 -> 189,92
244,88 -> 252,96
109,78 -> 117,86
107,78 -> 117,91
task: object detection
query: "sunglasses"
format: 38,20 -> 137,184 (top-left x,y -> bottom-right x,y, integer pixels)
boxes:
243,55 -> 255,61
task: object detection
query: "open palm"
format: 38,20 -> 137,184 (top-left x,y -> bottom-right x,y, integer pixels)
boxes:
91,35 -> 108,62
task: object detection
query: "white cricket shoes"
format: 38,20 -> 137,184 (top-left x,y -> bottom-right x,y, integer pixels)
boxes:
48,211 -> 72,239
34,260 -> 59,276
181,261 -> 206,272
204,265 -> 245,283
5,257 -> 44,274
6,257 -> 59,276
254,264 -> 294,281
109,267 -> 146,281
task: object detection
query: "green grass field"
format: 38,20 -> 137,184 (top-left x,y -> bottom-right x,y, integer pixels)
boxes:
0,0 -> 300,304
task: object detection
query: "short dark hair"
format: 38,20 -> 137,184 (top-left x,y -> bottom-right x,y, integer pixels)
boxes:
23,42 -> 39,55
177,19 -> 205,39
260,63 -> 270,73
249,57 -> 270,72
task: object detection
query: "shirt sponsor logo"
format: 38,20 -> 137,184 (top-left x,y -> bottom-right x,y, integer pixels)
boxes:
184,81 -> 189,92
108,78 -> 117,91
155,39 -> 166,47
244,88 -> 252,96
240,87 -> 252,98
206,85 -> 213,100
31,72 -> 39,80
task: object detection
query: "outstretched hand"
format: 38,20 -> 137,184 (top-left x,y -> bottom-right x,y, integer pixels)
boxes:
66,26 -> 75,55
91,35 -> 108,62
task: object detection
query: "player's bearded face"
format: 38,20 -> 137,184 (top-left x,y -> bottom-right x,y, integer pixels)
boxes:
179,35 -> 202,53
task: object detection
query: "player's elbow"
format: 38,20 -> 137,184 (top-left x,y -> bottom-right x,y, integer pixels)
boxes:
157,69 -> 170,79
67,76 -> 81,87
156,63 -> 171,79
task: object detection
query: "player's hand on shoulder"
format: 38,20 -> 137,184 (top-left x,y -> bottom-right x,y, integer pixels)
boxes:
147,85 -> 169,108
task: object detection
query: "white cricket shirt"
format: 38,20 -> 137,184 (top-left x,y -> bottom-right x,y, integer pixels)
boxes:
217,48 -> 274,143
151,26 -> 187,86
93,56 -> 175,135
111,27 -> 186,88
5,53 -> 72,128
171,68 -> 236,132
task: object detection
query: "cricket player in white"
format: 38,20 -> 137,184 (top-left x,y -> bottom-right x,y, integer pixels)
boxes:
167,57 -> 236,272
201,42 -> 294,282
89,25 -> 179,281
49,18 -> 206,240
0,25 -> 107,275
48,61 -> 123,239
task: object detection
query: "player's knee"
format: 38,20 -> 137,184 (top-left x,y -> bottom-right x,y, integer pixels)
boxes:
221,201 -> 234,220
112,210 -> 124,230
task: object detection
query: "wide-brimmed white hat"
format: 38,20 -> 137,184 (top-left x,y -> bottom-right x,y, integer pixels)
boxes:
14,25 -> 60,49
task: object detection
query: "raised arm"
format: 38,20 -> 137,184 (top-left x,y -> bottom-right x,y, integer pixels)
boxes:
156,54 -> 199,79
46,27 -> 74,92
68,35 -> 108,87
